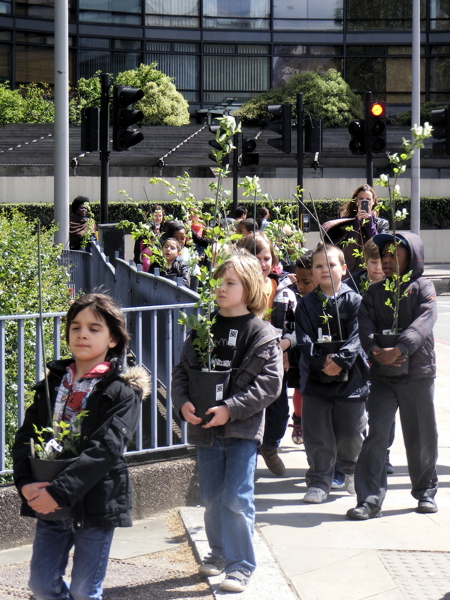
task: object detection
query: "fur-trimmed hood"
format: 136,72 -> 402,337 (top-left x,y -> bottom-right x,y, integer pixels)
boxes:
121,366 -> 151,400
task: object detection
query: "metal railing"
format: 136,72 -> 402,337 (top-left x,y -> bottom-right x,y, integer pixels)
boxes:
0,301 -> 198,476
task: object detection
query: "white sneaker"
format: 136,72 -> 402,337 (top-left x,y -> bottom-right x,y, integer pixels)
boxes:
345,474 -> 356,495
303,487 -> 328,504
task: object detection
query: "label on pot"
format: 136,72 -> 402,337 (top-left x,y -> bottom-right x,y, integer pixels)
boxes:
216,383 -> 224,401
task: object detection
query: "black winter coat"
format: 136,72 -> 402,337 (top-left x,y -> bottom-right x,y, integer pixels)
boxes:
295,283 -> 369,399
358,231 -> 437,380
13,358 -> 150,530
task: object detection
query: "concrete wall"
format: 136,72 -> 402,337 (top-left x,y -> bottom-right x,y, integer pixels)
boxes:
0,454 -> 200,550
1,176 -> 450,205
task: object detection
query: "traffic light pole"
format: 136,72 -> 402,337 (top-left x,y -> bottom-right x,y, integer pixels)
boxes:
100,73 -> 110,224
365,91 -> 373,187
296,92 -> 304,192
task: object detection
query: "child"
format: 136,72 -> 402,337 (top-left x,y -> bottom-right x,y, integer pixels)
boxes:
237,233 -> 298,476
289,251 -> 315,445
171,252 -> 283,593
236,218 -> 256,236
295,243 -> 369,503
150,237 -> 190,288
347,238 -> 384,294
12,293 -> 150,600
347,232 -> 438,520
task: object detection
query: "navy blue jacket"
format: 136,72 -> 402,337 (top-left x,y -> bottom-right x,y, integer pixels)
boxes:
295,282 -> 369,399
358,231 -> 437,380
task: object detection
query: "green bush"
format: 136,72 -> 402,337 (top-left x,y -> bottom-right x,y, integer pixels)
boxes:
237,69 -> 363,128
394,102 -> 447,126
0,210 -> 71,477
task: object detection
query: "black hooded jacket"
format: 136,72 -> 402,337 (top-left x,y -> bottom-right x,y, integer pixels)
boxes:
358,231 -> 437,380
12,358 -> 150,529
295,282 -> 369,399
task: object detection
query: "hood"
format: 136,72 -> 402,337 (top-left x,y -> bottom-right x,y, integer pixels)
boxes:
372,231 -> 424,281
121,365 -> 151,399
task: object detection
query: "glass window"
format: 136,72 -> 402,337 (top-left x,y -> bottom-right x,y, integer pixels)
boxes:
16,32 -> 46,44
237,44 -> 269,54
0,1 -> 12,15
274,45 -> 308,55
16,45 -> 54,84
346,46 -> 386,56
79,0 -> 141,24
174,43 -> 199,52
0,43 -> 10,81
204,44 -> 235,54
146,53 -> 199,90
113,40 -> 141,50
429,55 -> 450,97
346,0 -> 426,30
273,56 -> 342,87
309,46 -> 343,55
203,0 -> 269,29
79,50 -> 111,79
431,45 -> 450,55
111,52 -> 141,73
430,0 -> 450,30
273,0 -> 343,30
204,55 -> 269,96
146,0 -> 199,27
14,0 -> 76,19
147,42 -> 172,52
80,38 -> 110,49
0,31 -> 11,41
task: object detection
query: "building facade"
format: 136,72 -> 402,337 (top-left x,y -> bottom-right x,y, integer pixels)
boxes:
0,0 -> 449,111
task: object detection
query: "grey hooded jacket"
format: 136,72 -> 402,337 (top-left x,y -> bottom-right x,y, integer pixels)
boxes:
172,319 -> 283,446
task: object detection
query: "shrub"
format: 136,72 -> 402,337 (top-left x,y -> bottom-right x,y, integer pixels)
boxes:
394,102 -> 447,126
237,69 -> 363,128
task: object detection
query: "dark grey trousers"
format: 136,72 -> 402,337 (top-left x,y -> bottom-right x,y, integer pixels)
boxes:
355,377 -> 438,508
302,394 -> 367,492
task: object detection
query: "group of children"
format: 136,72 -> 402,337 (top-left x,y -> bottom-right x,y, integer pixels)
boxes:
12,190 -> 438,597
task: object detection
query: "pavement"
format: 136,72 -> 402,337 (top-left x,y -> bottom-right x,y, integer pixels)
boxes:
0,275 -> 449,600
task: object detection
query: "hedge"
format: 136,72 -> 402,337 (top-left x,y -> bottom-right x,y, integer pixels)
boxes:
1,197 -> 449,231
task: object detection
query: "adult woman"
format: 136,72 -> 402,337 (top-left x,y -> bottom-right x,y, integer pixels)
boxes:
69,196 -> 97,251
322,184 -> 389,275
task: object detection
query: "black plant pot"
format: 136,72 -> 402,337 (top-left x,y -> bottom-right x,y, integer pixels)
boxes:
373,333 -> 409,376
188,366 -> 231,422
30,456 -> 77,520
314,340 -> 349,383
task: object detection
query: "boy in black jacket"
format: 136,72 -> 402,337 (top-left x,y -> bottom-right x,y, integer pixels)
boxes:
347,231 -> 438,520
295,243 -> 369,503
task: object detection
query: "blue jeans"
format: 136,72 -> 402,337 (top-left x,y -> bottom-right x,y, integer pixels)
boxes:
197,437 -> 258,574
29,519 -> 114,600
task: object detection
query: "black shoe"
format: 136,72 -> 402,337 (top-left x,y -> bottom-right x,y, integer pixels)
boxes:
386,462 -> 394,475
346,502 -> 382,520
417,497 -> 438,514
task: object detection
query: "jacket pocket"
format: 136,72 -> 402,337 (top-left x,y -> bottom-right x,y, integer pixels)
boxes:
104,414 -> 134,457
84,462 -> 130,516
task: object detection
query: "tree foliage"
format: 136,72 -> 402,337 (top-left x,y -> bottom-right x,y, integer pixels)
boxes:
0,210 -> 71,476
237,69 -> 363,128
71,63 -> 190,126
0,82 -> 55,125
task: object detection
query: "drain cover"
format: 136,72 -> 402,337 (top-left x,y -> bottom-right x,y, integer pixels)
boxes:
379,550 -> 450,600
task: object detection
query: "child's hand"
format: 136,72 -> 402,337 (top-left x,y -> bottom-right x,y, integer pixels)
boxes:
322,354 -> 342,376
181,402 -> 203,425
27,484 -> 60,514
202,405 -> 230,428
283,352 -> 290,371
372,346 -> 405,366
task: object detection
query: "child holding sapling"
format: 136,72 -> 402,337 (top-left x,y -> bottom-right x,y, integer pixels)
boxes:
171,252 -> 283,593
347,232 -> 438,520
295,243 -> 369,504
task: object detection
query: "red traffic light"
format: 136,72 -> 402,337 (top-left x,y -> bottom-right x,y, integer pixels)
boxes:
369,102 -> 385,118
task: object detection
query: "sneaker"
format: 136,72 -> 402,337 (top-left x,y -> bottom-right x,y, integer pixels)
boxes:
417,497 -> 438,514
220,569 -> 251,593
198,554 -> 226,576
331,476 -> 345,489
346,502 -> 382,520
345,474 -> 356,495
386,461 -> 395,475
303,487 -> 328,504
259,447 -> 286,476
289,415 -> 303,445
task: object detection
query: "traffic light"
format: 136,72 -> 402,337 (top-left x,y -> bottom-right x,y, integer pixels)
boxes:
241,138 -> 259,166
112,85 -> 144,152
348,120 -> 366,155
366,101 -> 387,154
431,106 -> 450,155
81,107 -> 99,152
304,118 -> 322,153
208,124 -> 230,166
267,103 -> 291,153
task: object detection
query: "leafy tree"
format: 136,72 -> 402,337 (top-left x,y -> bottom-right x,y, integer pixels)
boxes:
0,83 -> 26,125
394,102 -> 447,126
0,210 -> 71,477
20,82 -> 55,123
237,69 -> 363,128
71,63 -> 190,126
